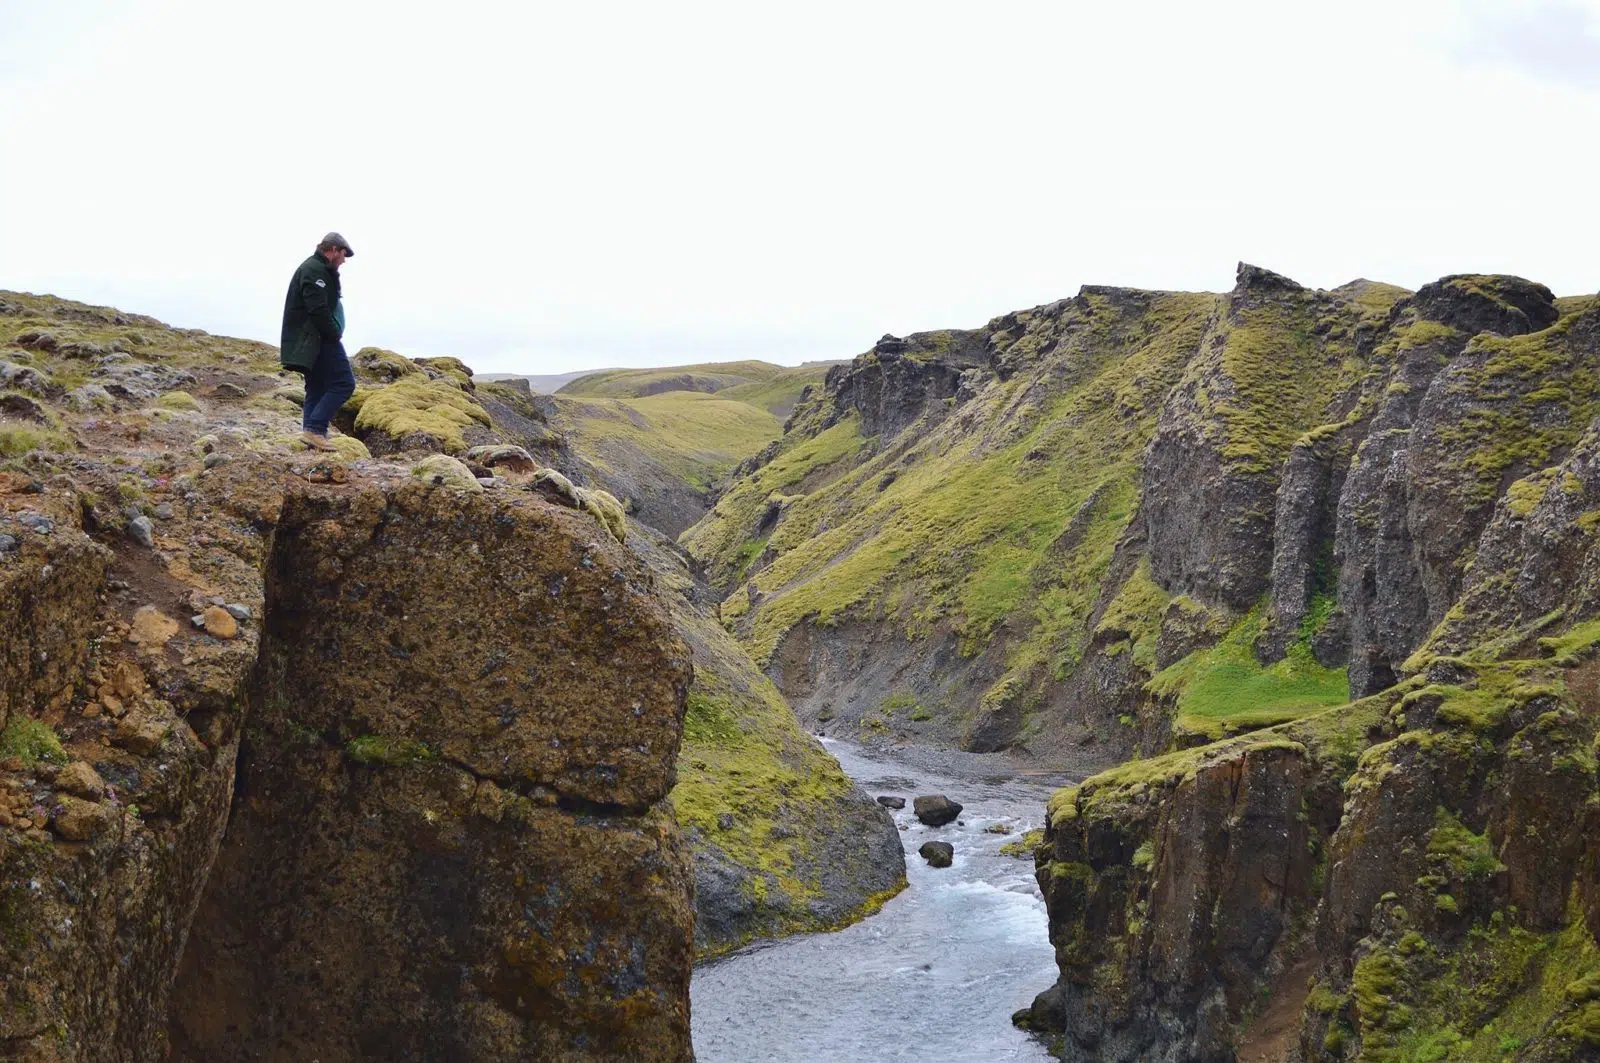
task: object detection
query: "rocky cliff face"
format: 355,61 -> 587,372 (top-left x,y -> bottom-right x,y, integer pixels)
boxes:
170,482 -> 695,1061
0,293 -> 697,1061
682,267 -> 1600,1057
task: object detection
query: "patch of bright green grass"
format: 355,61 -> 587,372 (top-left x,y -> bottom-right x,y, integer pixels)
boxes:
719,363 -> 840,417
1148,604 -> 1350,739
0,717 -> 67,766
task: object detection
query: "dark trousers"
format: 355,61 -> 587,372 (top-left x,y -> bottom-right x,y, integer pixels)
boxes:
303,338 -> 355,434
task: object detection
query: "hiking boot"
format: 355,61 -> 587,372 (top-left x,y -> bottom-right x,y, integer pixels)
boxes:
299,431 -> 339,452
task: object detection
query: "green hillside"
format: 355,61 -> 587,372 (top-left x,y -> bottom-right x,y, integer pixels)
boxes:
558,359 -> 786,398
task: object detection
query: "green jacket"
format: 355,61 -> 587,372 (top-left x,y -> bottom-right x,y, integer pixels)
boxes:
279,253 -> 343,373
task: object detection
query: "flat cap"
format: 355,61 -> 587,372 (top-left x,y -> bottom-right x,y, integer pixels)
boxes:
320,231 -> 355,257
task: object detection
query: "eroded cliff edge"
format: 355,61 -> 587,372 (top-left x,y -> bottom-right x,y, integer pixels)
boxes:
1014,285 -> 1600,1059
0,452 -> 696,1060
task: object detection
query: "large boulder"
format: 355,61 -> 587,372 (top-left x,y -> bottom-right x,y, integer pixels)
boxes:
913,794 -> 963,827
170,480 -> 696,1060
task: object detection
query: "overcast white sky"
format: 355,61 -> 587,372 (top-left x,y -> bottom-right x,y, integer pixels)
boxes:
2,1 -> 1598,374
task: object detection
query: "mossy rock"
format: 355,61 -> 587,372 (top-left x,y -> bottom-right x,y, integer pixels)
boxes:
345,734 -> 435,766
291,433 -> 370,462
354,376 -> 491,455
411,453 -> 483,493
155,390 -> 201,411
416,356 -> 475,389
0,423 -> 70,458
576,486 -> 627,543
529,467 -> 581,507
352,347 -> 421,383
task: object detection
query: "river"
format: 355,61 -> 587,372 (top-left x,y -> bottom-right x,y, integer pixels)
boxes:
691,738 -> 1081,1062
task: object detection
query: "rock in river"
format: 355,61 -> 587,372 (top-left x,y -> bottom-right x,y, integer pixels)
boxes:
876,795 -> 905,810
913,794 -> 962,826
918,841 -> 954,868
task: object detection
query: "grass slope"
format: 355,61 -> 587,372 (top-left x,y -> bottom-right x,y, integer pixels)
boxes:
552,390 -> 784,496
558,360 -> 786,398
630,530 -> 902,956
691,291 -> 1221,683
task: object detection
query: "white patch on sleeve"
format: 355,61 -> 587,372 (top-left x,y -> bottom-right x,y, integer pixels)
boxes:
314,278 -> 327,288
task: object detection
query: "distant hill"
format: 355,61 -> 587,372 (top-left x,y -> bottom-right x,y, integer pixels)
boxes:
477,369 -> 621,393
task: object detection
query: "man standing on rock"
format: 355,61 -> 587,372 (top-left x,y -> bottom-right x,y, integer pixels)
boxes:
280,232 -> 356,452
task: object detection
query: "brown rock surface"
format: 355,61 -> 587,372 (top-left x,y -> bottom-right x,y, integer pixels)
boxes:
169,481 -> 695,1061
199,604 -> 237,639
55,760 -> 105,799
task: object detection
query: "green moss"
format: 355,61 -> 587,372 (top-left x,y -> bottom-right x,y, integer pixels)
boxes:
1431,310 -> 1600,510
353,375 -> 491,453
1537,617 -> 1600,665
1428,808 -> 1503,881
352,346 -> 421,380
345,735 -> 435,766
1149,603 -> 1349,737
155,390 -> 201,411
998,827 -> 1045,858
1131,839 -> 1155,870
1209,299 -> 1357,474
1343,899 -> 1600,1061
1094,558 -> 1170,673
414,355 -> 473,386
0,717 -> 67,766
682,691 -> 741,745
1505,468 -> 1556,517
667,568 -> 904,954
575,486 -> 628,542
0,424 -> 69,458
719,363 -> 838,417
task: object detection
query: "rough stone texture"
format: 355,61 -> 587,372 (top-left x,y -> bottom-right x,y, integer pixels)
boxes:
823,330 -> 987,438
1142,265 -> 1326,611
912,794 -> 962,826
0,460 -> 270,1062
0,518 -> 109,731
170,482 -> 695,1061
1023,741 -> 1329,1062
244,483 -> 689,809
1257,434 -> 1345,662
626,525 -> 905,957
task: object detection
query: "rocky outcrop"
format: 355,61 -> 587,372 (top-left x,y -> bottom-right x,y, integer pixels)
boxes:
675,270 -> 1600,1055
823,330 -> 988,438
171,482 -> 694,1061
1017,723 -> 1360,1062
0,465 -> 697,1063
0,285 -> 701,1063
